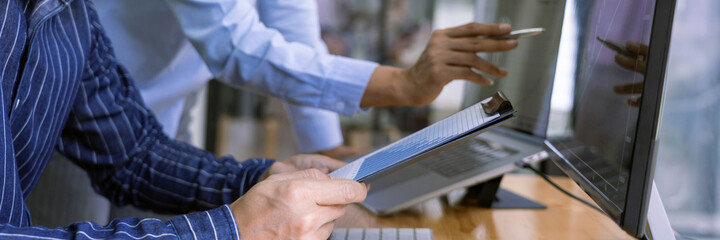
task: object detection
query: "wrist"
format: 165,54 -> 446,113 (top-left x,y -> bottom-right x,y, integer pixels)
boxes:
360,66 -> 408,108
260,163 -> 281,181
170,205 -> 241,240
260,162 -> 298,181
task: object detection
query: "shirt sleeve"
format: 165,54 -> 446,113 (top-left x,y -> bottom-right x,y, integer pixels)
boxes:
284,103 -> 343,152
256,0 -> 328,52
0,205 -> 240,240
164,0 -> 378,116
55,3 -> 270,238
257,0 -> 343,152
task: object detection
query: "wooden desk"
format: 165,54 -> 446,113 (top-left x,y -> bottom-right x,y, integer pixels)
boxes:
336,174 -> 634,240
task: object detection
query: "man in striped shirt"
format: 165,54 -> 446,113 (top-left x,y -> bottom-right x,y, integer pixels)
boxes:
0,0 -> 517,239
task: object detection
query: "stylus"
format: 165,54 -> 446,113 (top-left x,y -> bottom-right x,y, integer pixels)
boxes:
486,27 -> 545,40
596,36 -> 640,59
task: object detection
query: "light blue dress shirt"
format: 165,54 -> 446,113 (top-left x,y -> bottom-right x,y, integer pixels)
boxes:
164,0 -> 379,116
94,0 -> 378,152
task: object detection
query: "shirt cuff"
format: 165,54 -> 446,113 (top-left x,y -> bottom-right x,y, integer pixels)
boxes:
170,205 -> 240,240
321,56 -> 378,115
234,158 -> 275,195
285,103 -> 343,153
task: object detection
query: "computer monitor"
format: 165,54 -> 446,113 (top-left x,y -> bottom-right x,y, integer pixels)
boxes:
543,0 -> 676,238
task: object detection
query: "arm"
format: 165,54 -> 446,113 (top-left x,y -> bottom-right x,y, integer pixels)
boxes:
284,104 -> 343,153
0,206 -> 239,239
256,0 -> 343,153
54,4 -> 271,238
165,0 -> 376,115
50,20 -> 355,238
256,0 -> 327,51
165,0 -> 518,116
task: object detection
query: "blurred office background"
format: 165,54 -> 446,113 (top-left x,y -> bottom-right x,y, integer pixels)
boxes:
24,0 -> 719,238
653,0 -> 720,238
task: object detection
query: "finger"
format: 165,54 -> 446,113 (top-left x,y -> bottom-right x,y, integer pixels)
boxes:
614,54 -> 637,70
307,205 -> 345,233
444,23 -> 511,38
627,97 -> 641,107
615,54 -> 646,74
272,162 -> 300,174
319,205 -> 347,222
290,154 -> 346,172
319,145 -> 359,160
626,41 -> 649,56
311,179 -> 368,205
444,66 -> 495,86
443,52 -> 507,77
613,82 -> 644,95
266,168 -> 330,182
315,221 -> 335,240
309,155 -> 347,172
447,37 -> 518,52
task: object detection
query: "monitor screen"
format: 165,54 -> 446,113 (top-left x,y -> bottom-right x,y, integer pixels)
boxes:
545,0 -> 676,237
560,0 -> 657,212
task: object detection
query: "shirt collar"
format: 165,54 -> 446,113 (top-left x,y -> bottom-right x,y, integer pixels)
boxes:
24,0 -> 74,35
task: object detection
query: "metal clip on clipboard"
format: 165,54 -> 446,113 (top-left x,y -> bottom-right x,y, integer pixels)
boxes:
481,91 -> 514,115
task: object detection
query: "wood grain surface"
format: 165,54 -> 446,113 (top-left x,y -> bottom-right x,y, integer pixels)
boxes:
336,174 -> 634,240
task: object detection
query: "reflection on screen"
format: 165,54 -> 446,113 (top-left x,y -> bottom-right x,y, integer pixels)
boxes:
554,0 -> 655,210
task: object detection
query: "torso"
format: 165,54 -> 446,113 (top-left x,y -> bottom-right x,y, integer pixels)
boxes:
0,0 -> 91,226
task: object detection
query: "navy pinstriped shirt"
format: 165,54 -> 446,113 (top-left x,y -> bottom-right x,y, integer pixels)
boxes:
0,0 -> 274,238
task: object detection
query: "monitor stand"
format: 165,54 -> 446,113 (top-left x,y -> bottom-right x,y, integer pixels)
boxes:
643,181 -> 676,240
462,175 -> 546,209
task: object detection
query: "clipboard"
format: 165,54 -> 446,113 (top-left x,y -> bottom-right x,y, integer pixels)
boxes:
330,92 -> 516,181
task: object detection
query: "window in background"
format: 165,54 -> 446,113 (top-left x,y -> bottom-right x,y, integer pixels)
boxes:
655,0 -> 720,238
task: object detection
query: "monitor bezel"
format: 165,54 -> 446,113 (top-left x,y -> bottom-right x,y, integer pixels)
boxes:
544,0 -> 677,238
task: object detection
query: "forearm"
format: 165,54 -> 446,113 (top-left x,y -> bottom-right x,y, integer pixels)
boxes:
0,206 -> 239,240
166,0 -> 516,114
60,19 -> 275,211
97,129 -> 274,213
257,0 -> 327,51
360,66 -> 409,108
61,88 -> 274,213
165,0 -> 377,115
285,103 -> 343,153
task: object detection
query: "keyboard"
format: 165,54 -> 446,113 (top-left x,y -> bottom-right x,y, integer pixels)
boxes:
418,138 -> 518,177
329,228 -> 434,240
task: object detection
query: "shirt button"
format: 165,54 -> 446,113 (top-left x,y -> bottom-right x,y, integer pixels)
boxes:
336,102 -> 345,110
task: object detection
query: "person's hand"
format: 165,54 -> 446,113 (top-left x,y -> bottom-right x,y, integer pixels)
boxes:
361,23 -> 519,108
260,154 -> 347,181
613,82 -> 643,107
614,41 -> 648,74
613,41 -> 648,107
318,145 -> 359,160
230,169 -> 368,239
